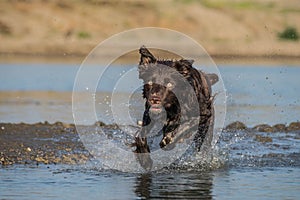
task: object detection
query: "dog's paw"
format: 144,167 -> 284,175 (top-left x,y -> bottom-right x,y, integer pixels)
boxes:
160,135 -> 176,150
160,136 -> 171,147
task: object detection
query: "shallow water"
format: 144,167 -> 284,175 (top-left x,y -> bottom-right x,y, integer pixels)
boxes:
1,63 -> 300,199
1,128 -> 300,200
1,165 -> 299,200
0,63 -> 300,126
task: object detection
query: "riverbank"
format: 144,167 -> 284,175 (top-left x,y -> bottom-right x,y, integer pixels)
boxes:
0,0 -> 300,62
1,51 -> 300,65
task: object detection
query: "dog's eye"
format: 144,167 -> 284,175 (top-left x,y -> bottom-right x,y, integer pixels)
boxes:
148,81 -> 153,86
166,82 -> 173,88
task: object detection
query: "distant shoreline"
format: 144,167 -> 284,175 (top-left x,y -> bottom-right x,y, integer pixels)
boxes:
1,0 -> 300,65
1,52 -> 300,65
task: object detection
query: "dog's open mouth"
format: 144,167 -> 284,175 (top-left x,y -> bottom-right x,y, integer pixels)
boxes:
148,97 -> 163,114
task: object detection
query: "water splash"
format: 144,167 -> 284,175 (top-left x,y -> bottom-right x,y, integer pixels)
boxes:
79,123 -> 228,173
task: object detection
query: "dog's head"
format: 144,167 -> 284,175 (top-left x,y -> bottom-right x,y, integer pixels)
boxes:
141,65 -> 180,117
138,46 -> 219,118
138,46 -> 194,116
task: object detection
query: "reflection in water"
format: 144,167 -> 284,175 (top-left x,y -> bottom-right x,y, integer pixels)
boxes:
134,172 -> 213,199
135,174 -> 152,199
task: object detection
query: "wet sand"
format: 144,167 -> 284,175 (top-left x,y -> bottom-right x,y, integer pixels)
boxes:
1,121 -> 299,166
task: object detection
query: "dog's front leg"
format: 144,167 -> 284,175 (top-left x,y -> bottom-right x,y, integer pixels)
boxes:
134,136 -> 153,171
160,132 -> 173,148
134,133 -> 150,153
133,126 -> 153,170
159,126 -> 178,150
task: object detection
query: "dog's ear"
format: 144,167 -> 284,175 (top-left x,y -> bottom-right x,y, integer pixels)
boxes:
184,59 -> 194,65
173,59 -> 194,76
206,73 -> 219,85
178,59 -> 194,67
139,45 -> 156,65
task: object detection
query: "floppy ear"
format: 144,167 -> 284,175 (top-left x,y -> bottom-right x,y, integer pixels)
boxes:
139,45 -> 156,65
178,59 -> 194,67
206,73 -> 219,85
183,59 -> 194,65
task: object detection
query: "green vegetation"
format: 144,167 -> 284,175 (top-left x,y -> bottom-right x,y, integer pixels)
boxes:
280,8 -> 300,13
200,0 -> 274,10
77,31 -> 91,39
278,27 -> 299,41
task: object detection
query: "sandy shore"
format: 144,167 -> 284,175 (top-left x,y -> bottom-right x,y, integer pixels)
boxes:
0,0 -> 300,62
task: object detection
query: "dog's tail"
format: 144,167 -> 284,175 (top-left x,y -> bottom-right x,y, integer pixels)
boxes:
139,45 -> 157,65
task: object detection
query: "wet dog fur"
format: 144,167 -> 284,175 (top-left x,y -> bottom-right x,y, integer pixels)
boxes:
133,46 -> 218,169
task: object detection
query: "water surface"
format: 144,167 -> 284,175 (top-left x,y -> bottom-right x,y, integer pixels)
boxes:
0,63 -> 299,126
0,63 -> 300,199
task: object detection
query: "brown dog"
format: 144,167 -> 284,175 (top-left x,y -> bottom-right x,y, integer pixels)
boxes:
133,46 -> 218,170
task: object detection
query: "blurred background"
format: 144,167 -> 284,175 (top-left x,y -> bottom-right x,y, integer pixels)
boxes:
0,0 -> 299,126
0,0 -> 299,62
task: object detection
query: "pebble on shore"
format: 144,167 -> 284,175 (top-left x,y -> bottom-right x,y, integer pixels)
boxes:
225,121 -> 247,131
287,122 -> 300,132
253,124 -> 273,132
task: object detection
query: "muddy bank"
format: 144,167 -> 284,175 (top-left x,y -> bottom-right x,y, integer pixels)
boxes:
0,121 -> 300,166
0,122 -> 90,166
